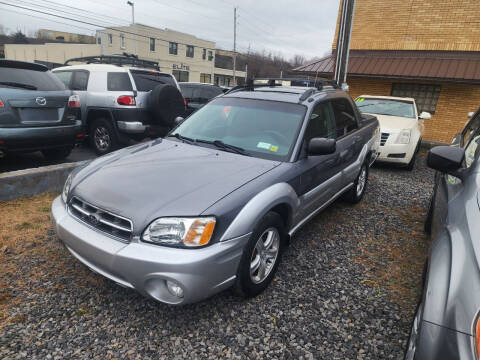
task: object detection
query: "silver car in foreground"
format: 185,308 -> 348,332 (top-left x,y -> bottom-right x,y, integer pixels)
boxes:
52,80 -> 379,305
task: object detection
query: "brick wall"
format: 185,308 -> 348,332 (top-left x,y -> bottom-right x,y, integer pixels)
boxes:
333,0 -> 480,51
347,77 -> 480,143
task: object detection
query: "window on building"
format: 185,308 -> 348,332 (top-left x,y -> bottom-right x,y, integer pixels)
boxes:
208,50 -> 213,61
172,70 -> 189,82
169,42 -> 178,55
97,37 -> 101,44
120,34 -> 125,49
200,73 -> 211,83
202,48 -> 206,60
391,83 -> 441,114
109,34 -> 113,45
186,45 -> 194,58
107,72 -> 133,91
150,37 -> 155,52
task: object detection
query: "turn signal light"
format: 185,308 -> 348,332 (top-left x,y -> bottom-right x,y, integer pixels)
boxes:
0,97 -> 4,107
68,95 -> 81,108
475,314 -> 480,359
117,95 -> 136,106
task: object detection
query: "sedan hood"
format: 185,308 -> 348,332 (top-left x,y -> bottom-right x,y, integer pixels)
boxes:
367,113 -> 418,132
71,139 -> 279,232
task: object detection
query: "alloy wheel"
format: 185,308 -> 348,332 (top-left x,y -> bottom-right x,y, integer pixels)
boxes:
356,166 -> 367,197
250,227 -> 280,284
94,126 -> 111,151
405,302 -> 423,360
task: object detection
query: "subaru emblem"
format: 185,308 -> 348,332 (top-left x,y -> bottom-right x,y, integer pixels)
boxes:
89,213 -> 100,226
36,97 -> 47,106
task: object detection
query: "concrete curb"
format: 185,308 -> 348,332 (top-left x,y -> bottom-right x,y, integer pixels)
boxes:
0,161 -> 86,201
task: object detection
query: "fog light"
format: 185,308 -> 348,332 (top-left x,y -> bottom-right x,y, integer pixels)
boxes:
166,280 -> 184,298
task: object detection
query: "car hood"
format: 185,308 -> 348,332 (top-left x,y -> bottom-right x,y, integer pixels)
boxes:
366,113 -> 418,132
71,139 -> 280,233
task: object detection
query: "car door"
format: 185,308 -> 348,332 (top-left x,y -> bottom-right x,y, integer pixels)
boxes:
295,101 -> 342,221
331,98 -> 362,187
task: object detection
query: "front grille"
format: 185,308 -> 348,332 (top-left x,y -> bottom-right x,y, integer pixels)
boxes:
69,197 -> 133,242
380,132 -> 390,146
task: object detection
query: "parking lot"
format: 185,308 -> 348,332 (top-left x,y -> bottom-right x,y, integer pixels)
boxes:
0,155 -> 433,359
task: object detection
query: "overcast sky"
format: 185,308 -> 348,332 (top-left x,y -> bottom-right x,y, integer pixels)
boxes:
0,0 -> 340,60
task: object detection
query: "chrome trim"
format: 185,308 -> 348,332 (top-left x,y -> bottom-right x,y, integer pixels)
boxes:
117,121 -> 148,133
289,182 -> 354,236
68,196 -> 133,243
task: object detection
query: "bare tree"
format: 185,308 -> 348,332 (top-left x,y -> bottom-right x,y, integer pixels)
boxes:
291,54 -> 306,68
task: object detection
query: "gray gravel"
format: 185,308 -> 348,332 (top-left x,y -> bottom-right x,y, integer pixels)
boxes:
0,154 -> 434,360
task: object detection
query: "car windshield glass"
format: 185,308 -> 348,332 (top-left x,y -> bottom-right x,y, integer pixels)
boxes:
0,68 -> 65,91
130,70 -> 176,91
356,98 -> 415,118
171,97 -> 306,161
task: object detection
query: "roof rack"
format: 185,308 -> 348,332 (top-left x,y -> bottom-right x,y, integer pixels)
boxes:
226,77 -> 338,95
64,54 -> 160,70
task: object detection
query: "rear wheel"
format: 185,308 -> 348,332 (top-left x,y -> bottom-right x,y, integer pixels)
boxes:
343,163 -> 368,203
41,146 -> 72,160
234,212 -> 285,298
90,118 -> 118,155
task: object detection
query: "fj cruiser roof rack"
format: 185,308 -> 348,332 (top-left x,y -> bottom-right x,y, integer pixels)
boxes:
64,54 -> 160,71
226,77 -> 338,95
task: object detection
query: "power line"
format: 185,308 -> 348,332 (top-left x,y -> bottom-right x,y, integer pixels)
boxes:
0,1 -> 218,51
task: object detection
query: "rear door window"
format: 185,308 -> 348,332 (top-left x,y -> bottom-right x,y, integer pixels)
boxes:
0,68 -> 65,91
130,70 -> 176,91
53,71 -> 73,88
107,72 -> 133,91
332,99 -> 358,138
71,71 -> 89,90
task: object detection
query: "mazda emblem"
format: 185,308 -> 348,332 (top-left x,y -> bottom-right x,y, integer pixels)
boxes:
35,97 -> 47,106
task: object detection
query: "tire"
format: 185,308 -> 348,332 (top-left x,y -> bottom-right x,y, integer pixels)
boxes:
234,212 -> 286,298
424,195 -> 434,235
406,141 -> 420,171
41,146 -> 73,160
343,163 -> 368,204
147,84 -> 185,128
89,118 -> 118,155
404,300 -> 424,360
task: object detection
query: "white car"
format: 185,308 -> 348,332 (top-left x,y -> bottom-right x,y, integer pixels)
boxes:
355,95 -> 431,170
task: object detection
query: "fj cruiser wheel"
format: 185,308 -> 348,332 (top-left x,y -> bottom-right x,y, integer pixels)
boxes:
90,118 -> 118,155
343,163 -> 368,203
147,84 -> 185,128
41,146 -> 73,160
234,212 -> 285,298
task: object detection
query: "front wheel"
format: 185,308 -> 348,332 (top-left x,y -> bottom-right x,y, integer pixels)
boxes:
234,212 -> 285,298
343,163 -> 368,203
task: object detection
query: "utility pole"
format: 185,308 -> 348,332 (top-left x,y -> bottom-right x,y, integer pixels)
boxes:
233,7 -> 237,86
334,0 -> 356,90
127,1 -> 136,56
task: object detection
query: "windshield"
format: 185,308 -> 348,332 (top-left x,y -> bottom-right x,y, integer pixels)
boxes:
130,70 -> 177,91
355,98 -> 415,118
171,97 -> 306,161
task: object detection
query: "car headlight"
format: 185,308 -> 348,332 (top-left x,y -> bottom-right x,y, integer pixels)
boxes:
142,217 -> 216,247
396,129 -> 411,144
61,173 -> 73,203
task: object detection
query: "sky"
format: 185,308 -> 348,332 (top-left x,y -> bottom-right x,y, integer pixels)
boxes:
0,0 -> 340,60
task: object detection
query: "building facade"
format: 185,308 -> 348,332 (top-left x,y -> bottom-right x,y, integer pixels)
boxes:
294,0 -> 480,143
5,24 -> 244,85
37,29 -> 96,44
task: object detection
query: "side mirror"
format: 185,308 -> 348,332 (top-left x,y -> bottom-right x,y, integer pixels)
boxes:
419,111 -> 431,120
174,116 -> 185,126
427,146 -> 466,180
308,138 -> 336,156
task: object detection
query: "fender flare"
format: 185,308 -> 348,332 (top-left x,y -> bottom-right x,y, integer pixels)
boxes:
219,182 -> 299,242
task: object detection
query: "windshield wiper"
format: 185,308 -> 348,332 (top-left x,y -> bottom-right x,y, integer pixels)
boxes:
0,82 -> 37,90
196,139 -> 251,156
167,133 -> 195,144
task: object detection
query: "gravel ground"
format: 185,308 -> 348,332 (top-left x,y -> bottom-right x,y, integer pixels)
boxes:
0,153 -> 434,360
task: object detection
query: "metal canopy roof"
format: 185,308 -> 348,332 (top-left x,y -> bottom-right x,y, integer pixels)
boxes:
293,50 -> 480,84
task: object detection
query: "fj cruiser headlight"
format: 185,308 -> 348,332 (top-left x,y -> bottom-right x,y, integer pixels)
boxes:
61,173 -> 73,203
142,217 -> 216,247
396,129 -> 411,144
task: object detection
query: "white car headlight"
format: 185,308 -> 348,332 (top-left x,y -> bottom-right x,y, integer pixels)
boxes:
142,217 -> 216,247
396,129 -> 411,144
61,173 -> 73,203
